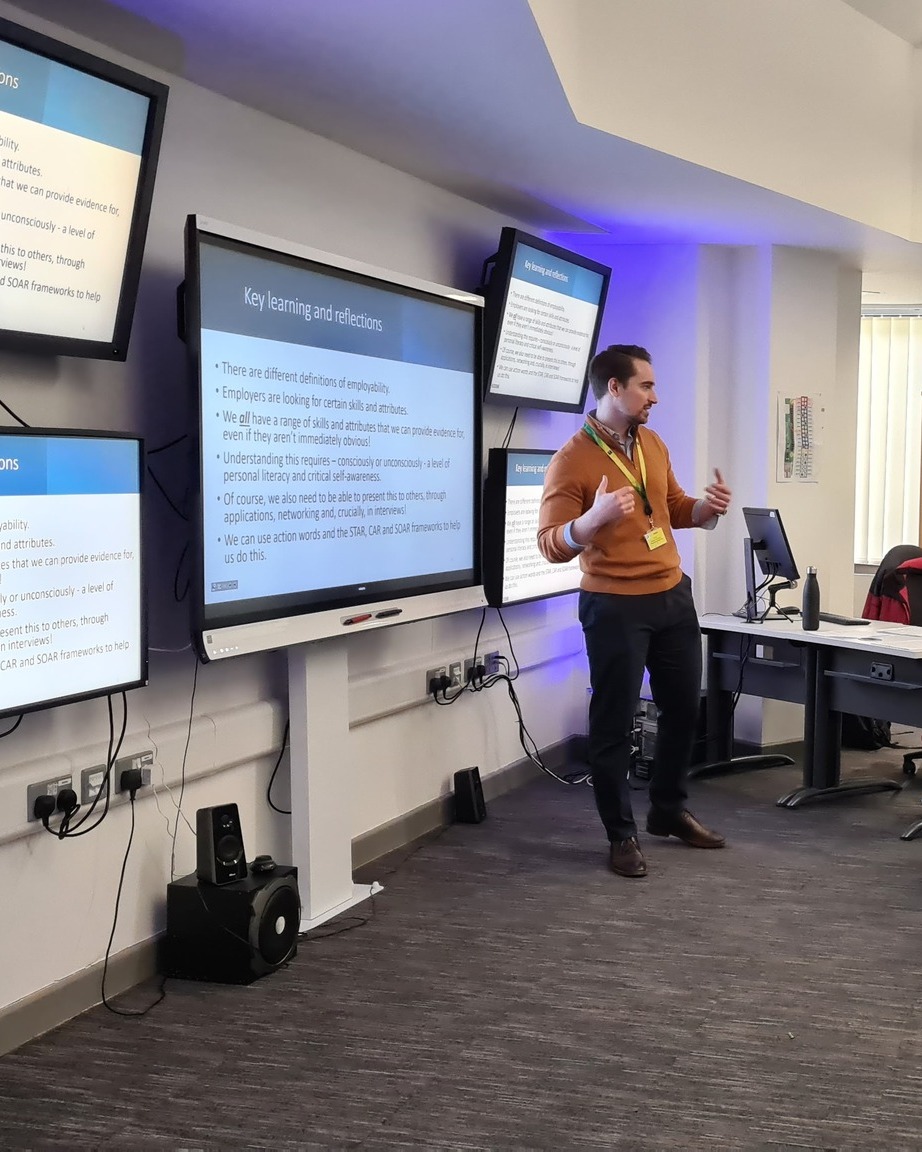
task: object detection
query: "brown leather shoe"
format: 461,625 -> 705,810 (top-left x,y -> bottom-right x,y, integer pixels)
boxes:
646,809 -> 726,849
609,836 -> 647,877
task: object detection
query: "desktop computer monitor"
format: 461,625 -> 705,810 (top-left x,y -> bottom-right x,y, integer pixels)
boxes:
742,507 -> 799,582
741,507 -> 799,620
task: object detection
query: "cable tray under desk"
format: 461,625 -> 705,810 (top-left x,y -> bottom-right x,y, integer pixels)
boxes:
712,651 -> 802,671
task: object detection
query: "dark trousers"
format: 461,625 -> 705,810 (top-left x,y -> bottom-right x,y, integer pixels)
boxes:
578,576 -> 702,842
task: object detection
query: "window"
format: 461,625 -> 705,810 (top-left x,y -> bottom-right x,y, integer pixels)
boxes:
854,315 -> 922,565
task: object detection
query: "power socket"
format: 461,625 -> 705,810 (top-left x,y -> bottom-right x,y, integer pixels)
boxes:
425,665 -> 447,696
81,751 -> 154,802
27,775 -> 73,823
80,764 -> 107,806
113,750 -> 154,792
463,652 -> 501,684
448,660 -> 463,689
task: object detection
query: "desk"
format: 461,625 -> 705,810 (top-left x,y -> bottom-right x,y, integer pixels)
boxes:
698,614 -> 922,807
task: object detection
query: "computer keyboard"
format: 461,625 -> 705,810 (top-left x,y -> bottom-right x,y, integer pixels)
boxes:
817,611 -> 870,627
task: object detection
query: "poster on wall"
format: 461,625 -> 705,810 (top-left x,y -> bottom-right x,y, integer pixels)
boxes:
776,394 -> 824,483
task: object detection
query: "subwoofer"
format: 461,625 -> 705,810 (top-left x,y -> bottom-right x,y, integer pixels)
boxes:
196,802 -> 247,885
165,867 -> 300,984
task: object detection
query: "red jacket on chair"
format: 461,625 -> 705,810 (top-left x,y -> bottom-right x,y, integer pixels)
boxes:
862,549 -> 922,623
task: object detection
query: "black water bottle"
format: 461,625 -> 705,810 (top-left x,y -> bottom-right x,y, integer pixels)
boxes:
802,566 -> 820,631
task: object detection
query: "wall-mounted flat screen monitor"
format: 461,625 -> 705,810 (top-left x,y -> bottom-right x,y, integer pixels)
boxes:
183,215 -> 486,661
483,448 -> 582,606
0,16 -> 168,359
481,229 -> 610,413
0,428 -> 146,718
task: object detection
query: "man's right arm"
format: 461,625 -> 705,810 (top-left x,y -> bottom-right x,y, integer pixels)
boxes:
538,453 -> 587,563
538,458 -> 634,562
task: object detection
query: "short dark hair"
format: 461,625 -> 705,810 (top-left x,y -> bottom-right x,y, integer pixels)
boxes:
587,345 -> 652,400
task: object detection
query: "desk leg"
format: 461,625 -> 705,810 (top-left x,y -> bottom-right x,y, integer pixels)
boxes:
689,632 -> 794,781
777,646 -> 902,808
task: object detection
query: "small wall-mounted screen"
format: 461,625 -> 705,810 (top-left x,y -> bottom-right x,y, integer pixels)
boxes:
0,428 -> 146,717
184,215 -> 485,660
483,448 -> 582,606
0,16 -> 168,359
482,229 -> 610,413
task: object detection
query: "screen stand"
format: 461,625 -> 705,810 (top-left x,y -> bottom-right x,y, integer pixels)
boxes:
743,537 -> 758,622
288,639 -> 381,932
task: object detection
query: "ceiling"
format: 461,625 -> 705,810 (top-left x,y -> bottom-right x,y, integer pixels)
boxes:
11,0 -> 922,305
843,0 -> 922,47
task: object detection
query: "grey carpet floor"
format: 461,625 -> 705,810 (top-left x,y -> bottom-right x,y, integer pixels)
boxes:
3,739 -> 922,1150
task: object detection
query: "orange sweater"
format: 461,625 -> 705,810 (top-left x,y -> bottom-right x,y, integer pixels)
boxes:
537,415 -> 698,596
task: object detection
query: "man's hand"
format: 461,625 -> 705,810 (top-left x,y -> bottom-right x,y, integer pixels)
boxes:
570,474 -> 635,546
702,468 -> 731,518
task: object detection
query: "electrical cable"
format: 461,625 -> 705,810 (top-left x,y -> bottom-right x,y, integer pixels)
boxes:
493,608 -> 520,678
101,791 -> 167,1017
147,433 -> 188,456
304,824 -> 456,940
146,464 -> 189,521
170,656 -> 199,881
479,670 -> 590,786
500,408 -> 518,450
729,633 -> 756,729
0,713 -> 23,737
60,693 -> 128,838
430,606 -> 586,780
138,710 -> 197,840
267,719 -> 291,814
0,400 -> 29,427
173,540 -> 190,603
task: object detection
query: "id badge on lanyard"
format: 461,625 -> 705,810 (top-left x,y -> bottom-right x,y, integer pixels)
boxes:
583,423 -> 666,549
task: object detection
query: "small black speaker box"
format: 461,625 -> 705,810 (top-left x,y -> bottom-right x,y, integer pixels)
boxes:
454,766 -> 486,823
165,866 -> 300,985
196,802 -> 247,885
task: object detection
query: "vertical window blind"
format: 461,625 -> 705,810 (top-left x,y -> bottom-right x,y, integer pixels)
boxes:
855,316 -> 922,565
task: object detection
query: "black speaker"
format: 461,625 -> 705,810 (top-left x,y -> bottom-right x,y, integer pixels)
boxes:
454,766 -> 486,823
196,802 -> 247,885
165,867 -> 300,984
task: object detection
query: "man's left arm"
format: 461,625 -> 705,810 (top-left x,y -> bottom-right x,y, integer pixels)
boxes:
693,468 -> 732,529
664,465 -> 732,530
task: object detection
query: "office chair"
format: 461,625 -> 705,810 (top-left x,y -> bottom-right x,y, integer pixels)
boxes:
841,546 -> 922,756
868,554 -> 922,840
862,545 -> 922,623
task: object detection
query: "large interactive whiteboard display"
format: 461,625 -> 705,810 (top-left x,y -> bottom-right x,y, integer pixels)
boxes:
483,448 -> 582,606
482,229 -> 610,413
0,15 -> 167,359
0,428 -> 146,717
184,216 -> 486,660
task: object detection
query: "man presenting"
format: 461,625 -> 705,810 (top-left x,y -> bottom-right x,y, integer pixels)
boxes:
538,345 -> 731,878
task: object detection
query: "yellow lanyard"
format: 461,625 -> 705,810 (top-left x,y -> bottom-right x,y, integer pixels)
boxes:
582,423 -> 654,520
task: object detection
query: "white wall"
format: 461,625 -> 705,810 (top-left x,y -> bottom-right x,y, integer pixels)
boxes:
586,242 -> 706,584
0,4 -> 589,1016
555,236 -> 863,746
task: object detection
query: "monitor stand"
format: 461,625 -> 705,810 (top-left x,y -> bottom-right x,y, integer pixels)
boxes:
733,540 -> 798,621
